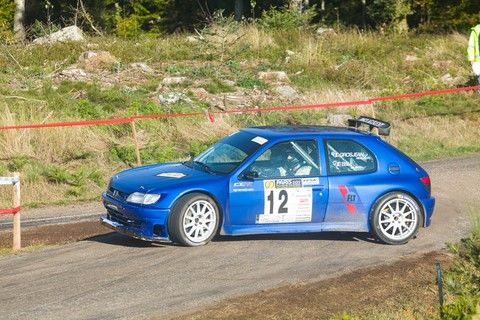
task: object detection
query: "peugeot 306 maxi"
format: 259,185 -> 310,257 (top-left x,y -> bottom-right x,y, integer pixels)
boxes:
101,116 -> 435,246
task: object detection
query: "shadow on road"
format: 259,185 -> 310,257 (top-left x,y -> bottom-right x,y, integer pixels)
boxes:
85,230 -> 379,247
214,231 -> 379,244
84,232 -> 169,248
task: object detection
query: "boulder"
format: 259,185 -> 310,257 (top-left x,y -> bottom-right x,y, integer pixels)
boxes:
33,26 -> 85,44
190,88 -> 210,101
79,51 -> 119,70
258,71 -> 289,82
161,76 -> 187,86
274,85 -> 297,99
316,27 -> 336,36
158,92 -> 193,106
223,94 -> 249,108
130,62 -> 154,74
440,73 -> 457,84
327,114 -> 351,126
57,68 -> 89,81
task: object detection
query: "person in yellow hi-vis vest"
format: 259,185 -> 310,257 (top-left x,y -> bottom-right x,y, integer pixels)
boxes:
468,24 -> 480,84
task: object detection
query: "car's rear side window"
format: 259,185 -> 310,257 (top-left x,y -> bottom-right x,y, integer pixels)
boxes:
325,139 -> 376,175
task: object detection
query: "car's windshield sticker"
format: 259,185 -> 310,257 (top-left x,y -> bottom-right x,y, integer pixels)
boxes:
157,172 -> 186,178
256,179 -> 313,224
251,136 -> 268,145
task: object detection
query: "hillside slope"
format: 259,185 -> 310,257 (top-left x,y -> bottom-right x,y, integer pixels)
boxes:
0,26 -> 479,207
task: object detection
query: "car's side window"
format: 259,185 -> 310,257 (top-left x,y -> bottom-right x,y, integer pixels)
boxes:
325,139 -> 376,175
245,140 -> 320,179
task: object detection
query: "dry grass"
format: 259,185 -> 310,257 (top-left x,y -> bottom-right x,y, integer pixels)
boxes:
0,27 -> 478,207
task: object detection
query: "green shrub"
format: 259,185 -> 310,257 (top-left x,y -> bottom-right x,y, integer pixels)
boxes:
7,155 -> 30,171
236,74 -> 266,89
0,0 -> 14,39
259,6 -> 316,30
442,212 -> 480,319
206,79 -> 235,94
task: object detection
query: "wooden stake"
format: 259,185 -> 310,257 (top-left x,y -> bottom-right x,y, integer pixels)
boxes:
131,121 -> 142,167
12,172 -> 21,251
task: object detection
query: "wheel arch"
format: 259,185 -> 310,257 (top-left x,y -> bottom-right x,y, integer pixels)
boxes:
169,189 -> 225,233
367,189 -> 426,231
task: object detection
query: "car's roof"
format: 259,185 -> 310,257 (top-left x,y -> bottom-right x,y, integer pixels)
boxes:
242,125 -> 371,138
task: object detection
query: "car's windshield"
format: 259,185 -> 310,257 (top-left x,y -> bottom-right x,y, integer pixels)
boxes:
189,131 -> 266,174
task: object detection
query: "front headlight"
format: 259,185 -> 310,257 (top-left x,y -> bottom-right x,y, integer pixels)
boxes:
126,192 -> 161,205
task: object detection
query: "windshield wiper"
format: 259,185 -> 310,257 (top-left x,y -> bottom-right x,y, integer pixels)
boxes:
193,160 -> 214,173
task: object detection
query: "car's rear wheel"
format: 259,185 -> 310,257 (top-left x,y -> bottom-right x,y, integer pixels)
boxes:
168,193 -> 219,247
371,192 -> 422,245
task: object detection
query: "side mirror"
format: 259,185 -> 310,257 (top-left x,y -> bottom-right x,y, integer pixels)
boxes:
241,170 -> 259,180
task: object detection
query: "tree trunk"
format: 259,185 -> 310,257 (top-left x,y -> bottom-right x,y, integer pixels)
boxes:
234,0 -> 244,22
14,0 -> 25,41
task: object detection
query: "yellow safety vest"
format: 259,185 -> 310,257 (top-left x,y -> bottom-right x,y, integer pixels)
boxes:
468,24 -> 480,62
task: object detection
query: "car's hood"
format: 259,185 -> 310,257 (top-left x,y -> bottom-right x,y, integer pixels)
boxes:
110,162 -> 218,194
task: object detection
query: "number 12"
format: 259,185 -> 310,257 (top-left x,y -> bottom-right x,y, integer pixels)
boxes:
267,190 -> 288,214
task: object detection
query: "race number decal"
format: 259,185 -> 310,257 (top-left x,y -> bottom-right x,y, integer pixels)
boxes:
257,179 -> 312,224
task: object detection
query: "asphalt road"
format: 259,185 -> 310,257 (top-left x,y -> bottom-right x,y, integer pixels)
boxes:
0,155 -> 479,320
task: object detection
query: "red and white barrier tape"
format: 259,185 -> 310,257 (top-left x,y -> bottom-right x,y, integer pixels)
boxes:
0,207 -> 21,215
0,85 -> 479,130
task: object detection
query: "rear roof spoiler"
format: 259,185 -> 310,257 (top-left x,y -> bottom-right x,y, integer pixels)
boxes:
347,116 -> 391,136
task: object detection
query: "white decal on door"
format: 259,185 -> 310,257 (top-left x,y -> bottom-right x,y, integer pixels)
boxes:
257,179 -> 312,224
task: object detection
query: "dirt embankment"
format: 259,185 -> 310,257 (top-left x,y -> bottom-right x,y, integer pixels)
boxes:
176,251 -> 453,320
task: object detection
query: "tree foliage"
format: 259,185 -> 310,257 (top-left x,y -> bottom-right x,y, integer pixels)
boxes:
0,0 -> 479,37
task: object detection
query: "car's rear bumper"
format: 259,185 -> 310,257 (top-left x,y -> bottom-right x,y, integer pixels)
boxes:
421,197 -> 435,227
101,192 -> 171,241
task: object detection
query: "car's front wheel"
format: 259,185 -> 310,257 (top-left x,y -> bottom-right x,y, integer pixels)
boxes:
371,192 -> 422,245
168,193 -> 219,246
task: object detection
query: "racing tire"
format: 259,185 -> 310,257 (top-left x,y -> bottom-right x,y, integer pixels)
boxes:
370,192 -> 423,245
168,193 -> 220,247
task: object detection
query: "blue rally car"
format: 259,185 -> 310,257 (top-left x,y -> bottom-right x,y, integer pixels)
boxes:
101,116 -> 435,246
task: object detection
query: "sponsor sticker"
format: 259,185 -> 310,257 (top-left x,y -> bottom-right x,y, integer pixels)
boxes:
301,177 -> 320,186
251,136 -> 268,145
157,172 -> 186,178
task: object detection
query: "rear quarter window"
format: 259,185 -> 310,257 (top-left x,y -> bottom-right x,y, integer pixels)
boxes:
325,139 -> 377,175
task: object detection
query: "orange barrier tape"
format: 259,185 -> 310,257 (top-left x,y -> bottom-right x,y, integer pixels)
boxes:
0,85 -> 479,130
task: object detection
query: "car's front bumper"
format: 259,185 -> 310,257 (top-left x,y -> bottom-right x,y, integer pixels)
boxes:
100,215 -> 170,242
101,192 -> 171,242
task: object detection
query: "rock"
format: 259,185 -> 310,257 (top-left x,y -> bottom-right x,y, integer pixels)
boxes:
274,85 -> 297,99
158,92 -> 193,106
79,51 -> 119,70
327,114 -> 351,126
316,27 -> 336,36
190,88 -> 210,101
186,36 -> 200,43
161,76 -> 187,86
223,94 -> 249,108
286,50 -> 295,56
57,68 -> 89,81
405,55 -> 418,62
223,79 -> 236,87
258,71 -> 289,82
440,73 -> 457,84
33,26 -> 85,44
130,62 -> 154,74
58,68 -> 89,80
